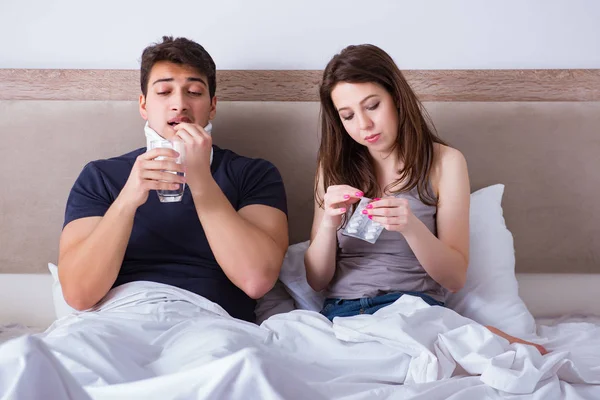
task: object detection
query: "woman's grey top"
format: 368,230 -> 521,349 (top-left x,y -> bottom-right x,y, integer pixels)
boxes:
325,186 -> 447,302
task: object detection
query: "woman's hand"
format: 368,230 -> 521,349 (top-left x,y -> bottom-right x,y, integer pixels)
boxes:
363,197 -> 416,233
321,185 -> 364,229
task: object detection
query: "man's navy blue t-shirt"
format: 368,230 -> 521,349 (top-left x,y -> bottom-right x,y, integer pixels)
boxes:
63,146 -> 288,323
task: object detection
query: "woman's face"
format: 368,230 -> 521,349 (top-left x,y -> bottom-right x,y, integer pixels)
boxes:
330,81 -> 399,153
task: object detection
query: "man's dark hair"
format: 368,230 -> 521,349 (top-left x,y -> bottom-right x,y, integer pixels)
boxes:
140,36 -> 216,99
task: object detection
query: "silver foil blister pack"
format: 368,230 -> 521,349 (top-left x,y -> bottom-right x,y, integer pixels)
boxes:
341,197 -> 384,244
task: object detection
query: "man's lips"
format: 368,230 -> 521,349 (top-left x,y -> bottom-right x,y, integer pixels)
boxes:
168,117 -> 192,127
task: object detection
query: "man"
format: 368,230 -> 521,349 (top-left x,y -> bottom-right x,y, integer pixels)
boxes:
57,36 -> 289,322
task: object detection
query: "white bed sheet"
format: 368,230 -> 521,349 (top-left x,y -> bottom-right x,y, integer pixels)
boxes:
0,282 -> 598,400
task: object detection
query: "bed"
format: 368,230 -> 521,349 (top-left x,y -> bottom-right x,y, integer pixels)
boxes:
0,68 -> 599,399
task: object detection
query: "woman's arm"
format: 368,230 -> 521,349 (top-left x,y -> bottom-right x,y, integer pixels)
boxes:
403,145 -> 470,292
304,197 -> 339,292
366,145 -> 470,293
304,168 -> 362,291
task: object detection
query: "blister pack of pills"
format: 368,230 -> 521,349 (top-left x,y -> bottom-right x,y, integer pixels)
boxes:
341,197 -> 385,244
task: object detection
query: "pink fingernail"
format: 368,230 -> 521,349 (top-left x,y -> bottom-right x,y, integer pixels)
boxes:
373,198 -> 381,201
343,194 -> 350,199
356,191 -> 364,197
366,204 -> 373,209
368,215 -> 373,220
362,210 -> 368,215
340,208 -> 346,212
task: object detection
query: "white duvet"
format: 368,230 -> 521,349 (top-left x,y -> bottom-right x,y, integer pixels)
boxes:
0,324 -> 42,346
0,282 -> 598,400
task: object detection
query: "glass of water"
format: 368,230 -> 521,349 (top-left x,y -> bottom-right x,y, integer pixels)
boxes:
148,139 -> 186,203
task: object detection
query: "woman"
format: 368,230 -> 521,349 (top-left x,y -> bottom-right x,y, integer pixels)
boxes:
304,44 -> 546,355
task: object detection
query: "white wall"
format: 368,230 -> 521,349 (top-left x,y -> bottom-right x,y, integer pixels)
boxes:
1,0 -> 599,70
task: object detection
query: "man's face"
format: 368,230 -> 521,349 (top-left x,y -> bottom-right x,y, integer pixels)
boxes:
139,61 -> 217,140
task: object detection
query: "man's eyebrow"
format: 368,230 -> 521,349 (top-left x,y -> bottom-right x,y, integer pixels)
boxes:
152,77 -> 208,86
187,77 -> 207,86
152,78 -> 173,85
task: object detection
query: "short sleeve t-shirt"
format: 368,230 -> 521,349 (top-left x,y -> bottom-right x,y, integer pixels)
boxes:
64,146 -> 288,322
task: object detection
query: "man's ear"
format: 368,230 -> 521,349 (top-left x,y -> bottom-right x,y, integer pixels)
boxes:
209,95 -> 217,121
139,94 -> 148,120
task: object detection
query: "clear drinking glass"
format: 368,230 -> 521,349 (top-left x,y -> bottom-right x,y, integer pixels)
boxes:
148,139 -> 186,203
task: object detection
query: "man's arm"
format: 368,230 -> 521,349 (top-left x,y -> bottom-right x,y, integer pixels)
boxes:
172,123 -> 288,299
58,204 -> 135,311
58,148 -> 185,310
194,186 -> 288,299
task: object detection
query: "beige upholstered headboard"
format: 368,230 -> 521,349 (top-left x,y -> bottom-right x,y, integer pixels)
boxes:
1,69 -> 599,274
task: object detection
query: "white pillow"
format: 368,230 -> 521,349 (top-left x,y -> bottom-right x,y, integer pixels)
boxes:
278,241 -> 324,312
278,184 -> 536,337
445,184 -> 536,337
47,263 -> 77,319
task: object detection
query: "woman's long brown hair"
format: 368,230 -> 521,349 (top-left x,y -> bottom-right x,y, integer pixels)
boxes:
316,44 -> 447,209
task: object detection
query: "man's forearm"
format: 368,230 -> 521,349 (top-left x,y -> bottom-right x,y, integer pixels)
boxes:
191,179 -> 284,299
58,196 -> 137,310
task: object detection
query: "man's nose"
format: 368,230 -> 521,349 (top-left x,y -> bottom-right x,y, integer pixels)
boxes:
170,91 -> 188,112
